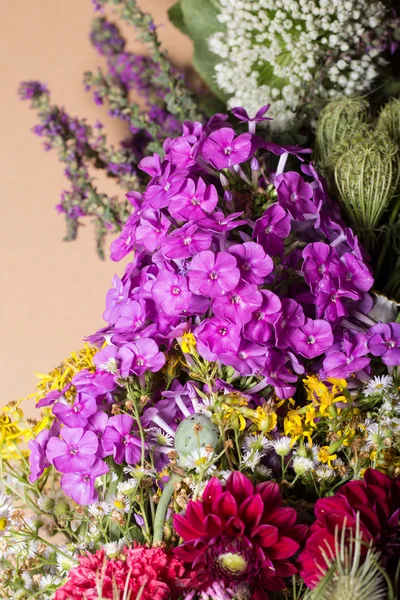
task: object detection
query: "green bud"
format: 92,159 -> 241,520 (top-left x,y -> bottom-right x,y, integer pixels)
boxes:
174,413 -> 220,468
315,97 -> 369,172
54,501 -> 71,518
334,131 -> 400,231
376,98 -> 400,145
41,498 -> 56,513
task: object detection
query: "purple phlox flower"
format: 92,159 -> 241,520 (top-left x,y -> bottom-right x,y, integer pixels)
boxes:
36,386 -> 71,409
196,211 -> 247,234
244,290 -> 282,344
118,338 -> 166,377
165,137 -> 198,169
274,299 -> 305,349
110,218 -> 137,262
87,411 -> 109,458
339,253 -> 374,294
141,406 -> 178,438
28,421 -> 60,483
135,209 -> 170,252
161,223 -> 213,260
275,171 -> 316,221
188,250 -> 240,298
302,242 -> 345,292
52,393 -> 98,428
263,351 -> 298,399
93,345 -> 120,375
102,414 -> 144,465
138,153 -> 162,177
151,271 -> 192,316
204,113 -> 229,134
286,350 -> 305,375
264,141 -> 312,161
200,127 -> 253,169
254,204 -> 291,255
61,458 -> 109,505
182,121 -> 204,139
195,318 -> 242,358
143,162 -> 187,209
212,282 -> 263,324
161,381 -> 200,417
72,369 -> 117,396
221,339 -> 268,375
114,299 -> 148,333
103,275 -> 131,325
288,318 -> 334,359
169,177 -> 218,221
368,322 -> 400,366
46,427 -> 98,473
231,104 -> 272,130
323,331 -> 370,378
228,241 -> 273,285
315,276 -> 359,323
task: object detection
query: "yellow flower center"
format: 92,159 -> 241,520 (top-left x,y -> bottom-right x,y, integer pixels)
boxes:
219,552 -> 247,575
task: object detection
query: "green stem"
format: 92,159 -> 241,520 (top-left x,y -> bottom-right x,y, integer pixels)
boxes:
153,473 -> 182,544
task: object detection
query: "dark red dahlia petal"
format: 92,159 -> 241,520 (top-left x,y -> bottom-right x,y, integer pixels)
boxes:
272,560 -> 297,577
185,501 -> 206,531
239,493 -> 264,530
225,515 -> 245,536
255,480 -> 282,506
174,513 -> 205,541
267,535 -> 300,560
314,496 -> 350,524
262,506 -> 297,529
204,513 -> 222,536
364,468 -> 391,491
202,477 -> 223,507
289,523 -> 309,543
226,471 -> 254,503
212,490 -> 238,519
251,523 -> 279,547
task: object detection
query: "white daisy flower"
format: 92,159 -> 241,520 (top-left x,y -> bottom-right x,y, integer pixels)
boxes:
293,443 -> 320,466
315,465 -> 335,481
242,434 -> 272,454
364,375 -> 394,397
186,448 -> 216,475
151,427 -> 174,447
271,436 -> 293,457
117,480 -> 138,496
56,550 -> 76,573
255,465 -> 273,479
88,501 -> 110,518
240,450 -> 262,470
366,423 -> 384,448
293,456 -> 314,476
107,494 -> 130,514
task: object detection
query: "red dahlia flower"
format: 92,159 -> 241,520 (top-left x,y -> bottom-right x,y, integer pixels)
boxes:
55,544 -> 193,600
299,468 -> 400,588
173,471 -> 307,599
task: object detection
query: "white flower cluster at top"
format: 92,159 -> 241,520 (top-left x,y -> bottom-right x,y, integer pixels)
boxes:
209,0 -> 387,127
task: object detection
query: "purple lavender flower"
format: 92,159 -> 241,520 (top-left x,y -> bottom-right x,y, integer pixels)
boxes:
288,319 -> 334,359
52,393 -> 97,428
196,211 -> 247,234
228,242 -> 273,285
61,458 -> 109,505
201,127 -> 253,169
46,427 -> 98,473
368,322 -> 400,366
315,277 -> 359,323
135,209 -> 170,251
28,422 -> 60,483
118,338 -> 165,376
323,331 -> 370,378
244,290 -> 282,344
93,345 -> 120,374
254,204 -> 291,255
161,224 -> 212,259
102,414 -> 144,465
169,177 -> 218,221
151,271 -> 192,316
212,283 -> 262,324
340,253 -> 374,294
103,275 -> 131,324
188,251 -> 240,298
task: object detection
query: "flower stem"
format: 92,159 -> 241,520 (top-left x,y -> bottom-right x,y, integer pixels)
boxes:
153,473 -> 182,544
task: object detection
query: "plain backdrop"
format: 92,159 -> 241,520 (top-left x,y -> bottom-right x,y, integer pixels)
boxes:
0,0 -> 193,411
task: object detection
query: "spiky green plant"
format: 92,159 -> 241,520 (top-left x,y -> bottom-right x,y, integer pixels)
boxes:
334,130 -> 400,234
377,98 -> 400,145
302,516 -> 393,600
314,98 -> 369,172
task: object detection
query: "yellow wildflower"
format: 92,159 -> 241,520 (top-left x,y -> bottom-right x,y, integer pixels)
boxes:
284,410 -> 313,446
250,406 -> 277,434
180,332 -> 197,354
327,378 -> 347,394
318,446 -> 337,467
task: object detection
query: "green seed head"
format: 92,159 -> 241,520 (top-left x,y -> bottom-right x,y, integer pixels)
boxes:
376,98 -> 400,145
174,413 -> 220,467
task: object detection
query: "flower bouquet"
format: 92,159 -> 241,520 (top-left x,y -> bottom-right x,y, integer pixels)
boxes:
5,0 -> 400,599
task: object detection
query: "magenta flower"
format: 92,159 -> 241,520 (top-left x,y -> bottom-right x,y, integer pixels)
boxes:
61,458 -> 109,505
254,204 -> 291,255
201,127 -> 253,169
221,340 -> 267,375
302,243 -> 344,292
93,345 -> 120,374
340,253 -> 373,294
288,319 -> 333,359
152,271 -> 192,316
212,283 -> 263,324
52,393 -> 97,428
275,171 -> 315,220
46,427 -> 98,473
135,209 -> 170,252
315,277 -> 358,323
368,322 -> 400,366
228,242 -> 273,285
161,223 -> 212,259
323,331 -> 370,378
244,290 -> 282,344
118,338 -> 165,377
28,422 -> 60,483
188,251 -> 240,298
196,318 -> 241,356
274,299 -> 305,349
87,411 -> 109,458
196,211 -> 247,233
143,162 -> 187,209
110,217 -> 137,262
231,105 -> 272,133
114,300 -> 147,334
169,177 -> 218,221
102,414 -> 144,465
103,275 -> 130,324
263,351 -> 298,399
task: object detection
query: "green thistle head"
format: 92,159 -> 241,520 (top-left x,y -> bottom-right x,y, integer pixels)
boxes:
376,98 -> 400,145
334,130 -> 400,232
315,97 -> 369,173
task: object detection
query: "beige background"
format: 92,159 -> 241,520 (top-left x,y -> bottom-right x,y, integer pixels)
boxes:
0,0 -> 192,408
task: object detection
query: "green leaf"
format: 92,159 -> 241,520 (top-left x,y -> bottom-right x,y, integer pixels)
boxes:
180,0 -> 228,102
167,1 -> 187,35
